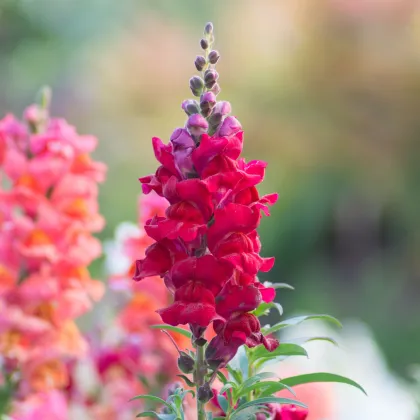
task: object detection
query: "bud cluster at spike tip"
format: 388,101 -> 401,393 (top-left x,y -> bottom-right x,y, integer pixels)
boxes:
134,22 -> 279,368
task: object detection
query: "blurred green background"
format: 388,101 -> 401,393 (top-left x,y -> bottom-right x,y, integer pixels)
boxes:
1,0 -> 419,380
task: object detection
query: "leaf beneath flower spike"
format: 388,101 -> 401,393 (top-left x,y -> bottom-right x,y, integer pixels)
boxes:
251,343 -> 307,361
150,324 -> 192,338
238,381 -> 296,398
264,282 -> 294,290
264,314 -> 342,335
252,302 -> 283,317
280,372 -> 367,395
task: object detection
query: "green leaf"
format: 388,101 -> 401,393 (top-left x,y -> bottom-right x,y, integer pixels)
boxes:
206,412 -> 213,420
252,343 -> 308,361
177,375 -> 195,387
232,397 -> 306,417
217,395 -> 229,413
219,382 -> 237,395
238,372 -> 278,394
136,411 -> 176,420
264,282 -> 295,290
150,324 -> 192,338
264,314 -> 342,335
130,395 -> 174,410
226,365 -> 243,384
285,336 -> 339,347
253,302 -> 283,317
281,373 -> 367,395
216,370 -> 229,385
257,382 -> 297,398
239,381 -> 296,398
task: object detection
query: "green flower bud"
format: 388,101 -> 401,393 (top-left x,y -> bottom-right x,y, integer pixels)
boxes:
181,99 -> 200,116
189,76 -> 204,97
204,69 -> 219,89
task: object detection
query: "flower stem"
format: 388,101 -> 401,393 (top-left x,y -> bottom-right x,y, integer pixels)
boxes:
196,344 -> 207,420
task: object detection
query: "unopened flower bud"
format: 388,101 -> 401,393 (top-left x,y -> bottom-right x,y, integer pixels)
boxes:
207,112 -> 223,129
177,352 -> 195,374
197,383 -> 213,403
186,114 -> 208,136
200,91 -> 216,112
218,116 -> 242,137
213,101 -> 231,116
204,22 -> 213,35
208,50 -> 220,64
195,55 -> 206,71
204,69 -> 219,89
200,38 -> 209,50
210,83 -> 221,96
181,99 -> 200,116
189,76 -> 204,97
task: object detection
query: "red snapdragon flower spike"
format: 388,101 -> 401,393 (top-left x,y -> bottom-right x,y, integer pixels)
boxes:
135,28 -> 279,363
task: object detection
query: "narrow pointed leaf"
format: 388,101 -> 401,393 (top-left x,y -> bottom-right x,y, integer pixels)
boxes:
177,375 -> 195,387
150,324 -> 192,338
130,395 -> 174,410
258,382 -> 296,398
285,336 -> 339,347
239,381 -> 296,398
217,370 -> 229,385
220,382 -> 237,395
238,372 -> 278,394
264,282 -> 294,290
265,315 -> 342,335
281,373 -> 367,395
252,302 -> 283,317
252,343 -> 307,361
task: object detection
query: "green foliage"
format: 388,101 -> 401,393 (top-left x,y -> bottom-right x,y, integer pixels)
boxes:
150,324 -> 192,339
252,301 -> 283,317
133,388 -> 193,420
280,373 -> 367,395
263,314 -> 342,335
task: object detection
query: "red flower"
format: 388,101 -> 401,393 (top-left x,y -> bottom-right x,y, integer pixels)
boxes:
157,282 -> 218,327
205,313 -> 279,368
271,404 -> 309,420
133,238 -> 187,281
139,137 -> 180,195
136,97 -> 278,358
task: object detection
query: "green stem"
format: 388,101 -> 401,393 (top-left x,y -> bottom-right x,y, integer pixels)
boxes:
247,361 -> 254,402
196,344 -> 206,420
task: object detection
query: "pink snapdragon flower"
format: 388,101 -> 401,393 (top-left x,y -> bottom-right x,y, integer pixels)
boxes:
0,95 -> 106,414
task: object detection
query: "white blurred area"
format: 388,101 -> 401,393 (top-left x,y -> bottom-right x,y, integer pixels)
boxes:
276,320 -> 418,420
